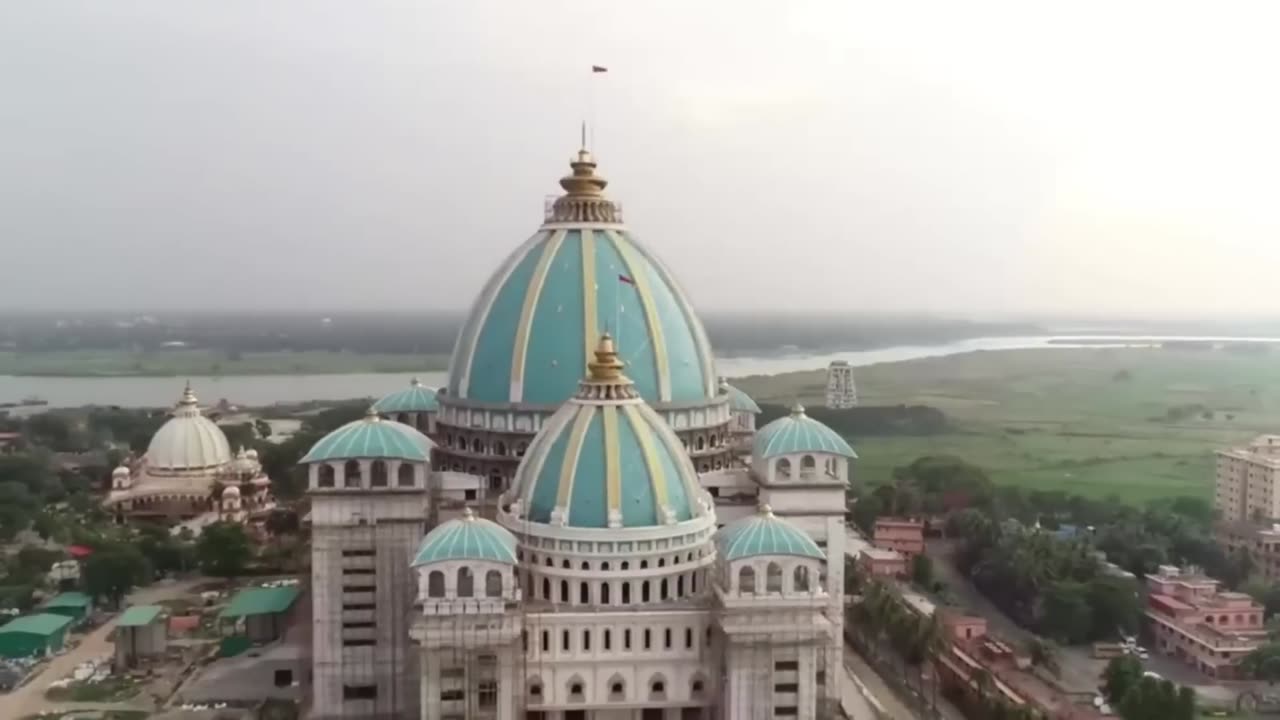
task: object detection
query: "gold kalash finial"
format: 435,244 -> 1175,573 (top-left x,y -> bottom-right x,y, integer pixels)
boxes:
577,333 -> 639,400
547,128 -> 622,224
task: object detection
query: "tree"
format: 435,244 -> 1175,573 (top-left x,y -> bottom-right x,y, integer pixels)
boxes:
1102,656 -> 1144,704
1242,643 -> 1280,684
196,522 -> 253,578
253,419 -> 273,439
1088,575 -> 1140,638
1041,581 -> 1094,644
911,554 -> 935,588
1026,637 -> 1061,678
136,524 -> 194,576
83,543 -> 150,608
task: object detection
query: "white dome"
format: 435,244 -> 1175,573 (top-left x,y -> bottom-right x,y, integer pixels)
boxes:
222,485 -> 241,498
112,465 -> 130,478
145,386 -> 232,472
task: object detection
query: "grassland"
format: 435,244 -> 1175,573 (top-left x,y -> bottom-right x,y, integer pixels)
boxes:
733,347 -> 1280,504
0,349 -> 449,377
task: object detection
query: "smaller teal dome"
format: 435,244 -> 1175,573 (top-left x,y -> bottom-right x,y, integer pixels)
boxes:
412,508 -> 517,566
753,403 -> 856,459
721,381 -> 761,414
373,378 -> 439,414
717,505 -> 825,561
510,335 -> 709,530
301,410 -> 433,463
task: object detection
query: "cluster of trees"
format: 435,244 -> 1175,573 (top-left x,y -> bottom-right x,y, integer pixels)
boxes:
1101,656 -> 1196,720
757,403 -> 948,437
947,510 -> 1141,644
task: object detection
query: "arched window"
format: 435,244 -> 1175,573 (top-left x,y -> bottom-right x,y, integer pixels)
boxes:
427,570 -> 445,598
542,578 -> 551,600
601,582 -> 611,605
699,462 -> 710,473
544,557 -> 553,567
622,583 -> 632,604
318,464 -> 335,488
343,460 -> 361,488
640,560 -> 648,570
472,438 -> 484,454
766,562 -> 783,593
560,580 -> 569,603
370,460 -> 388,487
739,566 -> 756,595
397,462 -> 415,487
457,567 -> 474,597
467,464 -> 480,476
677,575 -> 685,597
650,675 -> 668,699
801,455 -> 816,473
794,565 -> 811,592
601,561 -> 610,571
516,441 -> 528,457
608,675 -> 625,700
568,678 -> 585,700
620,561 -> 629,571
691,677 -> 706,697
776,457 -> 792,478
691,572 -> 698,593
641,581 -> 651,603
562,559 -> 571,569
485,570 -> 503,597
495,441 -> 507,456
581,561 -> 591,571
658,558 -> 666,568
579,582 -> 589,604
695,436 -> 706,451
660,579 -> 669,600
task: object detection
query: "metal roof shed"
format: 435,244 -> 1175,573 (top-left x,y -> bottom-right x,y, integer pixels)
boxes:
219,587 -> 300,643
0,613 -> 74,658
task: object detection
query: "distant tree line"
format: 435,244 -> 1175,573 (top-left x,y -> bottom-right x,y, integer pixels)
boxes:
757,403 -> 948,437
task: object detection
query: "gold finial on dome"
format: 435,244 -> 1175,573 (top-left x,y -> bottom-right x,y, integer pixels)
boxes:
547,141 -> 621,224
588,333 -> 625,381
758,502 -> 774,516
365,406 -> 381,422
790,401 -> 806,416
462,506 -> 475,522
559,149 -> 608,197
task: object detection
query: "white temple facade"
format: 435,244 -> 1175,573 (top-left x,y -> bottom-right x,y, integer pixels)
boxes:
305,148 -> 856,720
105,385 -> 275,525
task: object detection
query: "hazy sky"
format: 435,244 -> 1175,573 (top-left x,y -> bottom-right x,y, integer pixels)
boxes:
3,1 -> 1278,317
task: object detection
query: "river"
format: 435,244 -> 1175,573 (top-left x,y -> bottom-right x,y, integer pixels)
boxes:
1,335 -> 1275,409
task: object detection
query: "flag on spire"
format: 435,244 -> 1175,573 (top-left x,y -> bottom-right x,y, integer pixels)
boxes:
592,65 -> 608,73
618,274 -> 635,285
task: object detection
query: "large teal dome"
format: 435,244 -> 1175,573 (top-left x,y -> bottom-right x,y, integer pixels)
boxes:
508,336 -> 711,529
447,153 -> 717,407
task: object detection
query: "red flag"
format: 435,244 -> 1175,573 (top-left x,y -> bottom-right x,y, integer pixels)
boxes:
592,65 -> 608,73
618,274 -> 635,285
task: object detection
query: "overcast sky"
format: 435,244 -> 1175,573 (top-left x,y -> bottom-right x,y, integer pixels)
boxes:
2,1 -> 1278,317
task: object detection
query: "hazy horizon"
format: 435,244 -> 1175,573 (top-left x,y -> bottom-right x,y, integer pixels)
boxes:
3,2 -> 1278,316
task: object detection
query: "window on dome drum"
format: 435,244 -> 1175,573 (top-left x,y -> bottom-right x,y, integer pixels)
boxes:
343,460 -> 361,487
801,455 -> 816,473
776,457 -> 791,478
569,681 -> 584,696
767,563 -> 783,593
427,571 -> 445,598
397,463 -> 415,486
640,560 -> 648,569
610,680 -> 624,698
691,679 -> 705,695
495,441 -> 507,456
695,436 -> 705,451
651,679 -> 666,696
318,465 -> 335,488
530,682 -> 543,697
658,557 -> 665,567
562,559 -> 571,569
485,570 -> 503,597
620,561 -> 629,570
516,442 -> 527,457
544,557 -> 554,567
457,567 -> 474,597
370,460 -> 388,487
739,566 -> 756,595
794,565 -> 810,592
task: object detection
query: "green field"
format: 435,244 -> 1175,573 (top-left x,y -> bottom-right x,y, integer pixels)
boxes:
734,347 -> 1280,503
0,349 -> 450,377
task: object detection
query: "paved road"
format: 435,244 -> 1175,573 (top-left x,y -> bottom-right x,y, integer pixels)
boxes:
844,645 -> 919,719
0,578 -> 205,719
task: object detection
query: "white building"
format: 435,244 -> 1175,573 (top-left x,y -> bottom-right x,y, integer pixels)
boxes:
305,147 -> 857,720
105,384 -> 274,524
823,362 -> 856,409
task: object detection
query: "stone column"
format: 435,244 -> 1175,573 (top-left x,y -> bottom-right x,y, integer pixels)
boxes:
498,645 -> 516,720
422,645 -> 441,720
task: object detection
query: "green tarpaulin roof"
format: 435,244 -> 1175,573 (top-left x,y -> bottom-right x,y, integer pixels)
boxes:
116,605 -> 164,627
219,586 -> 300,619
43,592 -> 93,609
0,613 -> 73,637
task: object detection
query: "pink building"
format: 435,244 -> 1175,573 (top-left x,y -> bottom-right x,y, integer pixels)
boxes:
1145,565 -> 1265,679
858,547 -> 908,578
940,610 -> 989,644
873,517 -> 925,558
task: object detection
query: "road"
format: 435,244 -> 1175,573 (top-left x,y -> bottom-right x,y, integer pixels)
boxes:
844,645 -> 919,719
0,577 -> 205,719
